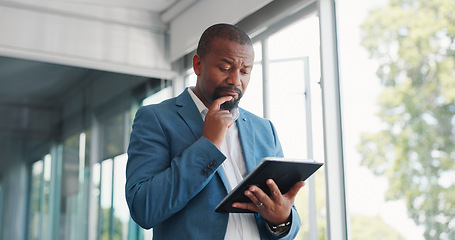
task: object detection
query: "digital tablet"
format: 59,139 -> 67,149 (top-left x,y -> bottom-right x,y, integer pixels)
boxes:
215,157 -> 323,213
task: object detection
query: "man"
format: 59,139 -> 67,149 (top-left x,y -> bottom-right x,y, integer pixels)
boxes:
126,23 -> 304,240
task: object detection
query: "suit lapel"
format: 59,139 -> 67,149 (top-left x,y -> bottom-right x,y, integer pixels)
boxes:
176,89 -> 204,140
237,109 -> 256,173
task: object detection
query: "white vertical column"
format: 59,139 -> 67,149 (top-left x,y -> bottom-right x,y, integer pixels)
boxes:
303,57 -> 318,240
261,38 -> 271,119
88,116 -> 101,240
318,0 -> 348,239
49,144 -> 63,240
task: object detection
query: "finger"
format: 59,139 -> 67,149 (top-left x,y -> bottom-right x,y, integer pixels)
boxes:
232,202 -> 259,212
210,96 -> 233,111
283,181 -> 305,200
244,189 -> 262,206
248,185 -> 273,208
266,179 -> 283,201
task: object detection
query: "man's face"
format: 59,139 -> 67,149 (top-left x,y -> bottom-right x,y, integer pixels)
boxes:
193,38 -> 254,110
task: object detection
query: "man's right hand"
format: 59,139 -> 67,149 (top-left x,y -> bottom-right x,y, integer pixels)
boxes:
202,96 -> 234,148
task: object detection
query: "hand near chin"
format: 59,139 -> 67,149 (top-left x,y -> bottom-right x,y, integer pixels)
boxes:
202,96 -> 234,147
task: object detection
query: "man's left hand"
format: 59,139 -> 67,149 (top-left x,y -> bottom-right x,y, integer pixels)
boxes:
232,179 -> 305,225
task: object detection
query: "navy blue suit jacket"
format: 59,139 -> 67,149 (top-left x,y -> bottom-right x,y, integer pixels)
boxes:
125,89 -> 301,239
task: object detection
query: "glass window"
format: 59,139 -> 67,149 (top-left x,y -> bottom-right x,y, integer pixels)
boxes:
97,154 -> 131,240
27,155 -> 52,240
337,0 -> 454,239
102,114 -> 126,160
112,154 -> 130,240
265,16 -> 326,239
43,155 -> 52,240
239,42 -> 263,117
142,87 -> 173,106
28,160 -> 44,240
89,162 -> 101,240
59,132 -> 91,240
100,158 -> 113,240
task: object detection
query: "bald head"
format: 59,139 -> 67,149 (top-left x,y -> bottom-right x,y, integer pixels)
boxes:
197,23 -> 253,59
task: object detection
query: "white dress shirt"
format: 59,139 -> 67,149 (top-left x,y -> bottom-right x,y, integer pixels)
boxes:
188,88 -> 260,240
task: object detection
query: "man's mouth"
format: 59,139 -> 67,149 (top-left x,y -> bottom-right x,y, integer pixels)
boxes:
222,89 -> 239,97
218,87 -> 241,96
214,86 -> 243,103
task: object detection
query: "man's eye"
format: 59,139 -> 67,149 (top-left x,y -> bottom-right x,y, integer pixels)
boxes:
219,67 -> 230,72
241,70 -> 250,75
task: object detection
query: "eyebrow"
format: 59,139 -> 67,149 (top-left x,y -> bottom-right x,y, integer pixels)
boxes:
221,59 -> 233,65
221,58 -> 252,69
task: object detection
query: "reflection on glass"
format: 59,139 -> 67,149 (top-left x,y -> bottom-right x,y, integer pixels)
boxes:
60,133 -> 91,240
100,159 -> 113,240
28,155 -> 52,240
90,162 -> 101,240
102,114 -> 126,160
28,160 -> 44,240
61,133 -> 79,239
43,154 -> 52,240
113,154 -> 129,240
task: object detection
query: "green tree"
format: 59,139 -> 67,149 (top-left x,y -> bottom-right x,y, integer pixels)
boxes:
358,0 -> 455,239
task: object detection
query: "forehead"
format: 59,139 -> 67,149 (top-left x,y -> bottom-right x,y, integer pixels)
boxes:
207,38 -> 254,64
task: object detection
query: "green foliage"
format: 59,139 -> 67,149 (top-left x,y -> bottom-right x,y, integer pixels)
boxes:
101,207 -> 124,240
358,0 -> 455,239
294,170 -> 327,240
351,215 -> 405,240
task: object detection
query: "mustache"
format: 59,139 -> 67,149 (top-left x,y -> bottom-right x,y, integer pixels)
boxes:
214,86 -> 242,96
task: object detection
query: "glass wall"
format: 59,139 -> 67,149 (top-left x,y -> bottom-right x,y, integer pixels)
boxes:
26,107 -> 141,240
59,132 -> 91,240
337,0 -> 455,239
266,17 -> 325,240
27,155 -> 52,240
28,160 -> 44,240
98,154 -> 130,240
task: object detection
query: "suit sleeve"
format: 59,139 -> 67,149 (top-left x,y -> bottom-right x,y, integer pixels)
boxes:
125,106 -> 226,229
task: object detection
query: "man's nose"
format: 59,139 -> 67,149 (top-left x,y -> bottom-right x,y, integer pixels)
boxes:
226,70 -> 241,86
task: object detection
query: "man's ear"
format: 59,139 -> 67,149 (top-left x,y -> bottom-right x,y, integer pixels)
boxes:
193,54 -> 201,76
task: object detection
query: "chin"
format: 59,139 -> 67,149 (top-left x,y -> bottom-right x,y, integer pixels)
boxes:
220,99 -> 240,111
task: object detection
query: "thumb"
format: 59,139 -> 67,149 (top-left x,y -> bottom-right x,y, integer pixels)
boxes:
210,96 -> 233,111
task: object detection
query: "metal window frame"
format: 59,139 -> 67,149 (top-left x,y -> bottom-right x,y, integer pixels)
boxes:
262,52 -> 320,239
318,0 -> 349,239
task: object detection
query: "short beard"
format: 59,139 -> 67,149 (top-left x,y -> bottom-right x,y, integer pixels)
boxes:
213,86 -> 242,111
